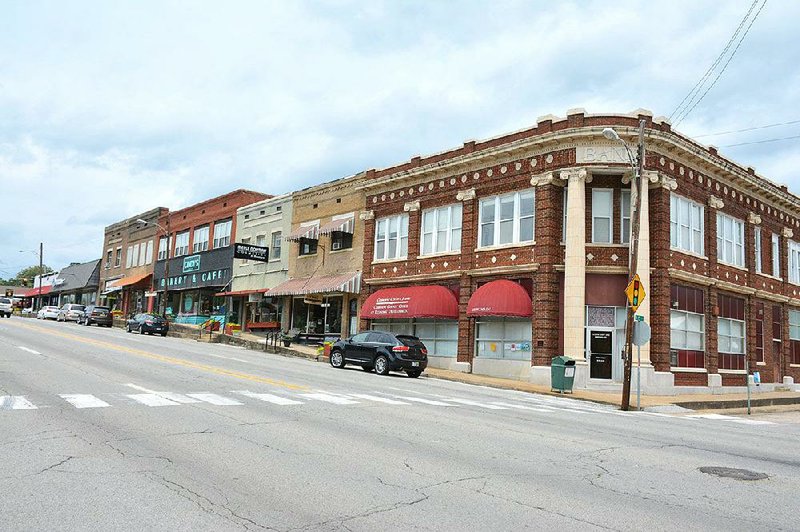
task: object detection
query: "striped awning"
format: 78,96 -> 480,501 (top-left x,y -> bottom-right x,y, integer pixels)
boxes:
285,224 -> 319,242
319,215 -> 355,236
266,271 -> 361,297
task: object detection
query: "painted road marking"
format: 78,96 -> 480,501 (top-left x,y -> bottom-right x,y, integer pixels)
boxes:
126,394 -> 181,407
490,401 -> 553,412
0,396 -> 38,410
443,398 -> 508,410
390,396 -> 454,406
687,413 -> 775,425
235,391 -> 304,405
158,393 -> 202,404
299,393 -> 360,405
60,394 -> 111,409
187,393 -> 243,406
16,346 -> 41,355
347,393 -> 410,405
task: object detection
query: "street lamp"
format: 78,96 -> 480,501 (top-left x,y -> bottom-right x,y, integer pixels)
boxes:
603,122 -> 645,411
18,243 -> 44,311
137,217 -> 171,316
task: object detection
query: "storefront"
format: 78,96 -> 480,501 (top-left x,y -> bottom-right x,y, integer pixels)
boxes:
214,289 -> 283,333
361,285 -> 459,369
467,279 -> 533,379
107,272 -> 154,316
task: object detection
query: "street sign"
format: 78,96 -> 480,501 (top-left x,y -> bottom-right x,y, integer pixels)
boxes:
632,320 -> 651,346
625,274 -> 646,311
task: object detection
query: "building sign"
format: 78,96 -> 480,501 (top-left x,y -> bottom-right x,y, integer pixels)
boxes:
371,296 -> 411,317
159,269 -> 230,289
183,255 -> 201,273
576,143 -> 631,165
303,294 -> 324,305
234,243 -> 269,262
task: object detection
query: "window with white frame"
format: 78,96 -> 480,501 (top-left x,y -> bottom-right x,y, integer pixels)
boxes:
754,227 -> 762,274
478,190 -> 535,248
621,189 -> 631,244
131,243 -> 140,267
256,234 -> 266,248
158,236 -> 171,261
374,214 -> 409,260
126,246 -> 133,268
789,309 -> 800,340
115,247 -> 122,267
789,241 -> 800,284
718,316 -> 745,354
421,204 -> 462,255
213,219 -> 232,248
240,237 -> 251,264
716,212 -> 744,267
138,242 -> 147,266
193,226 -> 209,253
174,231 -> 190,257
670,194 -> 704,255
591,189 -> 613,243
145,240 -> 153,265
105,249 -> 112,269
271,232 -> 282,260
772,233 -> 781,277
670,310 -> 705,351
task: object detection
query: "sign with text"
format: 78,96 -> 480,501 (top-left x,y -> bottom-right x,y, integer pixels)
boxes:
234,243 -> 270,262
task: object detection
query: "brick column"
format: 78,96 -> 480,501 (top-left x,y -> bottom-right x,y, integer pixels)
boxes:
456,188 -> 476,367
560,167 -> 589,363
648,182 -> 673,372
531,176 -> 561,367
404,200 -> 421,260
457,273 -> 473,365
706,195 -> 723,377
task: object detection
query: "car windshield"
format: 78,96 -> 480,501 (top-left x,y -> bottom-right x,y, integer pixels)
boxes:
73,305 -> 85,311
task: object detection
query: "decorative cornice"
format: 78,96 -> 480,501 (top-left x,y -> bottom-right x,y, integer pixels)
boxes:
656,175 -> 678,191
748,212 -> 762,225
456,188 -> 476,201
530,172 -> 558,187
559,167 -> 591,184
783,227 -> 794,239
708,195 -> 725,209
359,210 -> 374,221
403,200 -> 421,212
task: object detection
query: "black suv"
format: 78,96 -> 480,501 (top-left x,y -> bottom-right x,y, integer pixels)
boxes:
330,331 -> 428,378
80,305 -> 113,327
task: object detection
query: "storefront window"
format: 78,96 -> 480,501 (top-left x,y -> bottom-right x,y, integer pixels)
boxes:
475,318 -> 531,360
291,296 -> 344,334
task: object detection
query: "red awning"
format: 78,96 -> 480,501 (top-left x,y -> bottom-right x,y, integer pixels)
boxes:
109,272 -> 152,289
215,289 -> 267,297
467,280 -> 532,318
20,285 -> 53,297
266,272 -> 362,297
361,285 -> 458,319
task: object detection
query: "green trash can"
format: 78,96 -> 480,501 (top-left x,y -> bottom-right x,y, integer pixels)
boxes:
551,355 -> 576,394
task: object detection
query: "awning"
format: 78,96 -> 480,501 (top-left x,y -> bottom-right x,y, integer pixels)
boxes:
267,271 -> 361,297
101,286 -> 122,295
318,215 -> 354,236
215,289 -> 267,297
285,224 -> 319,242
361,285 -> 458,319
467,280 -> 532,318
20,285 -> 53,297
109,272 -> 152,289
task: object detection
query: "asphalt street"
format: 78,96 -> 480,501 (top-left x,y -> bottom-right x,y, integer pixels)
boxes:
1,316 -> 799,531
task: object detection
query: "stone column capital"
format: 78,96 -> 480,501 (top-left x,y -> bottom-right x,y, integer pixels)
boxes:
643,170 -> 660,184
530,172 -> 558,187
783,227 -> 794,239
456,188 -> 476,201
655,175 -> 678,191
708,195 -> 725,209
748,212 -> 762,225
359,210 -> 374,221
559,167 -> 591,184
403,200 -> 421,212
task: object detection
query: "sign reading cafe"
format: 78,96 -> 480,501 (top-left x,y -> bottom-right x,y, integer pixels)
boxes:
159,268 -> 230,289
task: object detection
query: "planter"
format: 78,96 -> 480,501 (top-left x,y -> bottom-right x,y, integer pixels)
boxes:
283,340 -> 292,347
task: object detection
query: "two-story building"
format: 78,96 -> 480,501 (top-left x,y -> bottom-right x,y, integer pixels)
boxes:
98,207 -> 168,314
152,189 -> 270,324
218,194 -> 293,332
357,108 -> 800,394
268,175 -> 365,340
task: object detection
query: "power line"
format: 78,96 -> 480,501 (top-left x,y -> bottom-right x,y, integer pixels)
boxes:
669,0 -> 759,122
721,134 -> 800,148
693,118 -> 800,138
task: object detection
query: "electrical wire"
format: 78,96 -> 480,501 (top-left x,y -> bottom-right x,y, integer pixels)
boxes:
721,134 -> 800,148
693,119 -> 800,138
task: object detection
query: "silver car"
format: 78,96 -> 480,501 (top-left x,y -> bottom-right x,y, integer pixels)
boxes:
57,303 -> 86,322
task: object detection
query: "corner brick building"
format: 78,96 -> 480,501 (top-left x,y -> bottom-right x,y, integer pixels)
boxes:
355,108 -> 800,394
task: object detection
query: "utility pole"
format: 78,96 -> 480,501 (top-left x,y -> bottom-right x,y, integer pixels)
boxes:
38,242 -> 44,311
621,120 -> 646,411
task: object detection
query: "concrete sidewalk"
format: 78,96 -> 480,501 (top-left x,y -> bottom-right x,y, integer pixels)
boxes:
220,331 -> 800,411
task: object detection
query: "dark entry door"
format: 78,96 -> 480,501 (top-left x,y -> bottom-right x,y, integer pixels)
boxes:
590,330 -> 613,379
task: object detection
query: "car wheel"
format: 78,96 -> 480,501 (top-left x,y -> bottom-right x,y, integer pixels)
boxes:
329,349 -> 345,369
161,332 -> 167,337
139,326 -> 146,335
374,355 -> 390,376
406,370 -> 422,378
362,365 -> 374,372
126,324 -> 131,333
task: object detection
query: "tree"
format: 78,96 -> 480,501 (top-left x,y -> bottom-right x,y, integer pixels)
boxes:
13,265 -> 54,286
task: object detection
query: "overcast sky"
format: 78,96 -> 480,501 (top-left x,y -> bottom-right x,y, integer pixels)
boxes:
1,0 -> 797,276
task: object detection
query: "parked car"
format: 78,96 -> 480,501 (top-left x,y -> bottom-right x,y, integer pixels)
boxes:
57,304 -> 86,322
126,313 -> 169,336
329,331 -> 428,377
37,306 -> 61,320
21,307 -> 35,316
79,305 -> 113,327
0,297 -> 12,318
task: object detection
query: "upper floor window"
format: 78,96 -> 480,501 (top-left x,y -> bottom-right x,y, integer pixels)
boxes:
144,240 -> 153,265
772,233 -> 781,277
271,232 -> 282,260
331,231 -> 353,251
256,234 -> 266,248
138,242 -> 147,266
754,227 -> 762,274
125,246 -> 133,268
131,243 -> 140,267
193,225 -> 209,253
213,219 -> 232,248
478,190 -> 535,248
158,236 -> 171,261
591,189 -> 613,243
716,212 -> 744,267
240,237 -> 251,264
421,204 -> 462,256
621,190 -> 631,244
299,237 -> 317,256
105,250 -> 112,269
375,214 -> 409,260
788,241 -> 800,285
670,194 -> 704,255
174,231 -> 190,257
115,248 -> 122,268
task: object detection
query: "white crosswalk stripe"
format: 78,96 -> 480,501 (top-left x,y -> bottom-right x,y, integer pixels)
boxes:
299,393 -> 360,405
126,394 -> 181,407
489,401 -> 553,412
235,391 -> 303,406
186,393 -> 243,406
157,393 -> 202,404
443,398 -> 508,410
390,396 -> 454,406
1,396 -> 38,410
347,394 -> 410,405
60,394 -> 111,409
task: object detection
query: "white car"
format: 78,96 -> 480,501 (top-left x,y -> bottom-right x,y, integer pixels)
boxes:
0,297 -> 12,318
37,306 -> 61,320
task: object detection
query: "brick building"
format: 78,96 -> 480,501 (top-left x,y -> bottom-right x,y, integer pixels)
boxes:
153,189 -> 270,324
356,108 -> 800,394
98,207 -> 168,314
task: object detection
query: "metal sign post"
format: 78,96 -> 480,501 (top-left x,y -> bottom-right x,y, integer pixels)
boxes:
632,319 -> 651,411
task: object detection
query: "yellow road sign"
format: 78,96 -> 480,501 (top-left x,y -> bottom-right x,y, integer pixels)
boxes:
625,274 -> 646,311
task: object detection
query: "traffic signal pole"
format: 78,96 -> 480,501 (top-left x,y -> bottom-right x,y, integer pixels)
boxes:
621,120 -> 646,411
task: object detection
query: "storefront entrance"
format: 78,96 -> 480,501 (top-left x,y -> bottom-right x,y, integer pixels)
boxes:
585,306 -> 626,381
588,329 -> 614,379
291,295 -> 343,334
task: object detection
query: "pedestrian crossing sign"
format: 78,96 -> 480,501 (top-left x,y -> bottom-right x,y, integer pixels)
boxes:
625,274 -> 646,312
